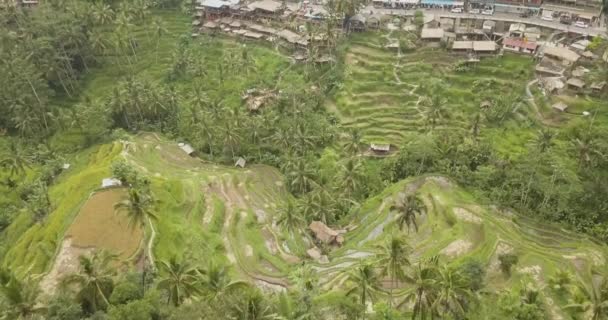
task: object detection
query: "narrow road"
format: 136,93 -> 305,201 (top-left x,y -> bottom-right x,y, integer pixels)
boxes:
361,6 -> 607,38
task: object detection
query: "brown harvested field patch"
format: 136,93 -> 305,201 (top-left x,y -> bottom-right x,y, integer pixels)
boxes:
66,188 -> 142,260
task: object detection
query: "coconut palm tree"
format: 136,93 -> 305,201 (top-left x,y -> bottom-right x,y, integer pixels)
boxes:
151,17 -> 168,63
376,235 -> 411,308
338,158 -> 365,200
419,95 -> 448,131
343,129 -> 362,156
288,160 -> 317,195
346,262 -> 381,318
114,187 -> 157,233
0,270 -> 45,319
92,2 -> 115,26
114,187 -> 158,289
566,275 -> 608,320
277,199 -> 304,236
0,141 -> 31,177
230,289 -> 278,320
433,265 -> 474,318
200,262 -> 247,301
62,250 -> 117,313
571,135 -> 604,168
157,257 -> 202,306
531,129 -> 555,153
402,257 -> 440,320
391,193 -> 426,233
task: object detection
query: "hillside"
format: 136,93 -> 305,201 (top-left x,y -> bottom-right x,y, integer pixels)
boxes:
4,132 -> 606,318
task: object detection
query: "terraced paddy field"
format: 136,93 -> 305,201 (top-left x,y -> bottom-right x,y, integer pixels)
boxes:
4,131 -> 606,318
332,32 -> 536,146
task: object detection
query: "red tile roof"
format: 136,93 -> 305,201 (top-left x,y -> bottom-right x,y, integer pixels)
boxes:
503,37 -> 538,51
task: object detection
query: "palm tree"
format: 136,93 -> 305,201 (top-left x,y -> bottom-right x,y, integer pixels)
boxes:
338,158 -> 365,200
157,257 -> 202,306
433,266 -> 473,318
222,122 -> 242,159
200,262 -> 246,301
230,289 -> 278,320
402,257 -> 439,320
62,250 -> 117,313
277,199 -> 304,236
566,275 -> 608,320
0,141 -> 31,177
288,160 -> 317,194
151,17 -> 168,63
419,95 -> 448,131
346,262 -> 381,318
0,270 -> 45,319
571,135 -> 604,168
391,193 -> 426,233
531,129 -> 555,153
114,187 -> 158,289
92,2 -> 114,26
343,129 -> 362,156
376,235 -> 410,308
114,187 -> 157,233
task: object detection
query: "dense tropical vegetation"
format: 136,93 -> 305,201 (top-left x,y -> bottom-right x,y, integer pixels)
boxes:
1,0 -> 608,319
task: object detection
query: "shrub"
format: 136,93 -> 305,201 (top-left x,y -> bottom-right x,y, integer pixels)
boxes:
498,253 -> 518,276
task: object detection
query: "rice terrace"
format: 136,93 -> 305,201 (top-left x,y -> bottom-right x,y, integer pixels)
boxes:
1,0 -> 608,319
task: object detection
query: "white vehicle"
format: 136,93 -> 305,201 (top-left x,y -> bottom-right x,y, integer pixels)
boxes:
481,9 -> 493,15
470,8 -> 480,14
575,21 -> 589,28
541,15 -> 553,21
451,7 -> 463,13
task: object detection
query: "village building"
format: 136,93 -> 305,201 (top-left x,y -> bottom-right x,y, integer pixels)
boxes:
566,77 -> 585,91
494,0 -> 542,14
197,0 -> 240,19
367,13 -> 389,30
543,46 -> 580,65
347,14 -> 367,32
502,37 -> 538,55
247,0 -> 284,19
570,39 -> 591,52
535,57 -> 567,76
451,41 -> 497,55
420,28 -> 445,44
590,81 -> 606,93
540,4 -> 600,26
507,23 -> 526,38
482,20 -> 496,33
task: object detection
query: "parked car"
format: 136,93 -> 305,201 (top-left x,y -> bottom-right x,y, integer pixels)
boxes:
451,7 -> 463,13
575,21 -> 589,28
559,15 -> 572,25
481,9 -> 493,15
470,8 -> 480,14
541,15 -> 553,21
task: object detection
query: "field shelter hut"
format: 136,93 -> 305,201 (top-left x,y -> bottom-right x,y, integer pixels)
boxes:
235,157 -> 246,168
552,102 -> 568,112
178,142 -> 196,156
370,143 -> 391,155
